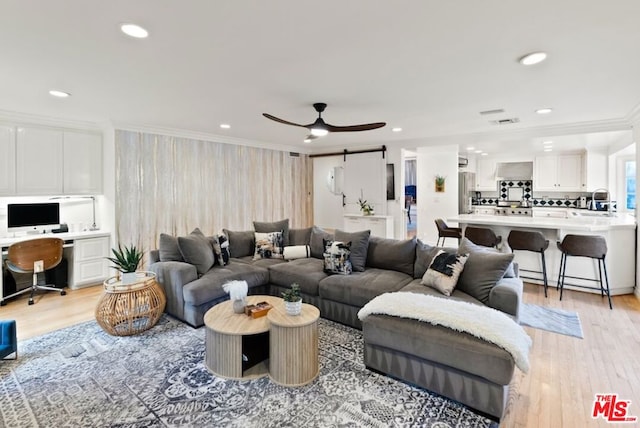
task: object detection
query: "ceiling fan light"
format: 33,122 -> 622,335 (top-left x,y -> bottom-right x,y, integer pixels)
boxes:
310,127 -> 328,137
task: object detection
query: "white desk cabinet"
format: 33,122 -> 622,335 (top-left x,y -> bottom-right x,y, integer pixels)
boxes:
72,235 -> 110,288
0,126 -> 16,196
343,215 -> 394,238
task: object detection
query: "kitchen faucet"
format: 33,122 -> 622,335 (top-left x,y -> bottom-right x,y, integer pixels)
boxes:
591,188 -> 611,216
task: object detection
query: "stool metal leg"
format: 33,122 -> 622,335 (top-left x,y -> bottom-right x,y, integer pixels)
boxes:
557,252 -> 565,292
541,251 -> 548,298
559,252 -> 568,301
601,258 -> 613,310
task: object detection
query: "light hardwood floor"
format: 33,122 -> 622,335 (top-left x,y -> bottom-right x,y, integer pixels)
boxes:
1,282 -> 639,427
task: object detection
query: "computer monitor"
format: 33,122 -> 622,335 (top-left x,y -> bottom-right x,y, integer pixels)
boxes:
7,203 -> 61,234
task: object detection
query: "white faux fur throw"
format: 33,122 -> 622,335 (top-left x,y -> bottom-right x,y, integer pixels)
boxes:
358,292 -> 532,373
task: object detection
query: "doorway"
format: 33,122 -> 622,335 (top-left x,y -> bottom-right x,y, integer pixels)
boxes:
404,153 -> 417,238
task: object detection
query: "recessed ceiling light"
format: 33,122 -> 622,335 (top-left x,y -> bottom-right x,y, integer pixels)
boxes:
474,150 -> 483,153
220,124 -> 230,129
120,23 -> 149,38
49,90 -> 71,98
536,108 -> 553,114
466,146 -> 475,151
303,138 -> 312,143
392,127 -> 402,132
543,140 -> 553,145
519,51 -> 547,65
481,152 -> 489,156
544,148 -> 553,152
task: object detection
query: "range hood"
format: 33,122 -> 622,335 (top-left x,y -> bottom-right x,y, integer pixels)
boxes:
494,162 -> 533,180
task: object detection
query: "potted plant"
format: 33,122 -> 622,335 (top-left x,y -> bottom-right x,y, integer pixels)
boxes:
107,244 -> 144,285
281,283 -> 302,315
435,175 -> 446,192
357,198 -> 374,216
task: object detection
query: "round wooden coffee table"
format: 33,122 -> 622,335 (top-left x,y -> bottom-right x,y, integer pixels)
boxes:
267,302 -> 320,386
204,295 -> 281,380
96,272 -> 166,336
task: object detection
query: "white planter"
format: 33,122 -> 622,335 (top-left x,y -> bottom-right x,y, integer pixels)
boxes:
121,272 -> 138,285
285,299 -> 302,316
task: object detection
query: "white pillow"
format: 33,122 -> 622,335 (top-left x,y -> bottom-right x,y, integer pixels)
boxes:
283,245 -> 310,260
421,250 -> 469,296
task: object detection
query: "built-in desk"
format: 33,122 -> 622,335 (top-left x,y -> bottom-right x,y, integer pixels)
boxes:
1,231 -> 111,303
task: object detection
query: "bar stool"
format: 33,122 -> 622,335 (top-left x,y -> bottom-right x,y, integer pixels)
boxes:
557,234 -> 611,309
464,226 -> 501,248
507,230 -> 549,297
434,219 -> 462,247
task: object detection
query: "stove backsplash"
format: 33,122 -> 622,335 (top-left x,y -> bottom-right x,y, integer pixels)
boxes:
474,181 -> 593,208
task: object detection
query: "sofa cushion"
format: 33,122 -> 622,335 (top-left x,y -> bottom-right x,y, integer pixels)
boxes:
414,239 -> 457,279
254,218 -> 290,246
177,228 -> 215,275
268,257 -> 327,296
457,238 -> 515,304
182,262 -> 269,306
401,280 -> 483,306
367,236 -> 416,276
159,233 -> 184,262
232,256 -> 287,268
334,229 -> 370,272
319,268 -> 412,307
459,237 -> 515,278
223,229 -> 255,258
362,314 -> 515,385
309,226 -> 333,259
289,227 -> 312,246
253,231 -> 285,260
420,250 -> 469,296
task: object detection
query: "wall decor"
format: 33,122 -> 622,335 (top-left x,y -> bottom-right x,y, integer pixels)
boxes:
435,175 -> 446,192
386,163 -> 395,200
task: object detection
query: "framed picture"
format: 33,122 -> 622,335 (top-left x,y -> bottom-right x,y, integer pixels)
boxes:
386,164 -> 395,200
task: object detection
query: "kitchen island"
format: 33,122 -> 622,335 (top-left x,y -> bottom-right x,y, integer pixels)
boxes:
448,213 -> 636,296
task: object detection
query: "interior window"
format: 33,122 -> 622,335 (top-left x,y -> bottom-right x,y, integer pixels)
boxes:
625,160 -> 636,210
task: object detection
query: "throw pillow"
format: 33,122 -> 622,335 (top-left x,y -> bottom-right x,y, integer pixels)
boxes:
322,240 -> 353,275
177,228 -> 215,275
334,229 -> 370,272
253,231 -> 285,260
420,250 -> 469,296
366,236 -> 416,276
414,239 -> 458,279
254,219 -> 290,246
217,234 -> 230,265
159,233 -> 184,262
458,237 -> 515,278
283,245 -> 311,260
289,227 -> 313,246
209,235 -> 227,266
309,226 -> 334,259
456,237 -> 515,304
222,229 -> 256,258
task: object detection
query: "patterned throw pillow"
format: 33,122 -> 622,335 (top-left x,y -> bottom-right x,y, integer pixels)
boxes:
253,231 -> 285,260
420,250 -> 469,296
209,235 -> 229,266
323,240 -> 353,275
217,234 -> 230,265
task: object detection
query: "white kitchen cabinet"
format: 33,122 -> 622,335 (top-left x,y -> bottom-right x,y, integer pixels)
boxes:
534,154 -> 582,191
532,208 -> 568,218
16,127 -> 64,195
0,126 -> 16,196
476,157 -> 498,191
581,150 -> 608,191
72,235 -> 110,288
63,131 -> 103,194
343,215 -> 394,238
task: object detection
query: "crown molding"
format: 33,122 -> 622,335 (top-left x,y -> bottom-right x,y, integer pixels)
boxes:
0,109 -> 106,132
112,121 -> 312,155
625,101 -> 640,126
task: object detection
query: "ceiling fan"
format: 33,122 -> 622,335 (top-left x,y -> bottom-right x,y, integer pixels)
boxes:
262,103 -> 386,141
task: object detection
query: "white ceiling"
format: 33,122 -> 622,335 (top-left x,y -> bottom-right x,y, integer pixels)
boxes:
1,1 -> 639,153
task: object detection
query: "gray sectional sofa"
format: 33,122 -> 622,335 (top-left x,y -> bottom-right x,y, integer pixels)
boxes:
149,225 -> 523,420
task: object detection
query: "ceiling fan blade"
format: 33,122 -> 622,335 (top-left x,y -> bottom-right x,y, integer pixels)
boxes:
325,122 -> 387,132
262,113 -> 309,128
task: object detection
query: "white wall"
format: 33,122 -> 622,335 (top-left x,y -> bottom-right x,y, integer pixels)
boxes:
416,145 -> 459,245
633,123 -> 640,299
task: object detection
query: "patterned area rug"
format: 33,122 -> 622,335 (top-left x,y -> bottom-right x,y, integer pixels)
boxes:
519,303 -> 584,338
0,316 -> 499,427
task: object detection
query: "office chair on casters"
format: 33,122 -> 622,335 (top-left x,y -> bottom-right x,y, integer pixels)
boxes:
3,238 -> 66,306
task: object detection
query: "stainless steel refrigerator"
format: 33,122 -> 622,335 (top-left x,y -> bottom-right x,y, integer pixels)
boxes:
458,172 -> 476,214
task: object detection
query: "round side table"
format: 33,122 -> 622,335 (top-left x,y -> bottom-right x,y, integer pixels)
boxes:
95,271 -> 166,336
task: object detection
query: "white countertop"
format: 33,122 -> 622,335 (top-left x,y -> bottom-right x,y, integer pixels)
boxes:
449,213 -> 636,231
0,230 -> 111,247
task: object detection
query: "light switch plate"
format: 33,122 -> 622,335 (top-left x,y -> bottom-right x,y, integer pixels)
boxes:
34,260 -> 44,273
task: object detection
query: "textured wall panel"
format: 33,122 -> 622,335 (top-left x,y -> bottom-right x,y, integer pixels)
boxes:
115,130 -> 313,257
